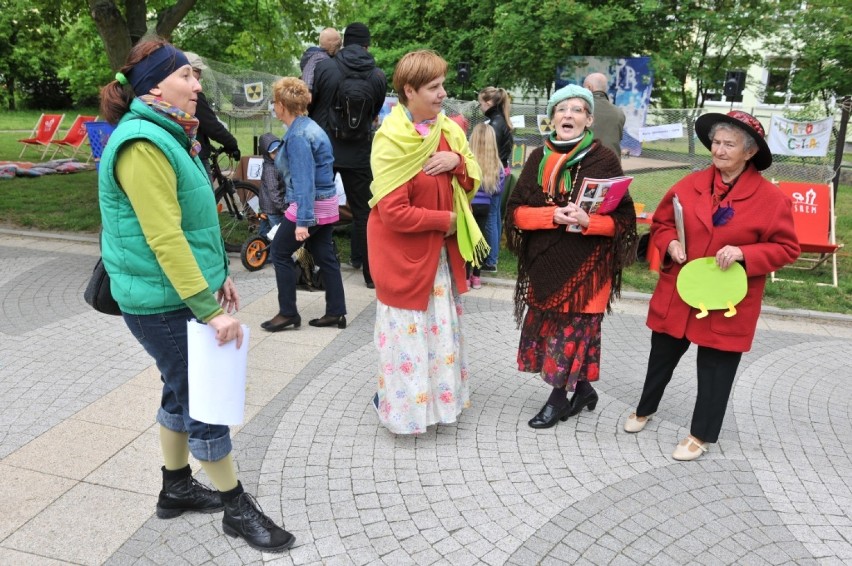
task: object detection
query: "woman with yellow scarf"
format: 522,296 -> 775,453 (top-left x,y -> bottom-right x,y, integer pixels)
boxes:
368,50 -> 486,434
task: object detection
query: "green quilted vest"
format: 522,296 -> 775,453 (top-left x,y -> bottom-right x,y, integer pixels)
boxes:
99,99 -> 227,314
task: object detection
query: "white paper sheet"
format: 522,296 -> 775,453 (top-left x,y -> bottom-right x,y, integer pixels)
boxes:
187,319 -> 249,425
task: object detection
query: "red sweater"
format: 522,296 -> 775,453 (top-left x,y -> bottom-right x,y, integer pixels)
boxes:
368,136 -> 475,310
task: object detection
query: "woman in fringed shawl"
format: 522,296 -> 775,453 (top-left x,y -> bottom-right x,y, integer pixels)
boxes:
368,50 -> 486,435
505,84 -> 637,430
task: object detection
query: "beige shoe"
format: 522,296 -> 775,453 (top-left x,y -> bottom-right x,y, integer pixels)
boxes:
672,436 -> 708,461
624,412 -> 651,433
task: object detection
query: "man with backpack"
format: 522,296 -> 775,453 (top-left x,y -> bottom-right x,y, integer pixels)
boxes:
309,22 -> 387,289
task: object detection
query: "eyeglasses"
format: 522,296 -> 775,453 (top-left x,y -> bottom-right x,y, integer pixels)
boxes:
554,104 -> 588,116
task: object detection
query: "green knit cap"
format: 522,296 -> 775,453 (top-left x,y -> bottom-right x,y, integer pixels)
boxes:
546,84 -> 595,118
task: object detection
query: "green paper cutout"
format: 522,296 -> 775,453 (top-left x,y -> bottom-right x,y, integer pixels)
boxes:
676,257 -> 747,319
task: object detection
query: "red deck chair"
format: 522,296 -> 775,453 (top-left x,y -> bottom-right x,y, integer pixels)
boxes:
771,181 -> 843,287
18,113 -> 65,160
49,115 -> 97,160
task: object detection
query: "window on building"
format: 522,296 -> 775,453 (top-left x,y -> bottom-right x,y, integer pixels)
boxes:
763,57 -> 808,105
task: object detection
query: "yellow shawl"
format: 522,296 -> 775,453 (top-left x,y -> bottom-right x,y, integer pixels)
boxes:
369,103 -> 488,265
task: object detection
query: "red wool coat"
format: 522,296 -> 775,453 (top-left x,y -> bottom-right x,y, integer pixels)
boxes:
647,164 -> 800,352
367,136 -> 475,311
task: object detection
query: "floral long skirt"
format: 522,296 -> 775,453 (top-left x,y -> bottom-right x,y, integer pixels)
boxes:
374,249 -> 471,434
517,307 -> 602,391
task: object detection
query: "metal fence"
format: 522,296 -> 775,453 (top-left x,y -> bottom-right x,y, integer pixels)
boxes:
217,95 -> 847,211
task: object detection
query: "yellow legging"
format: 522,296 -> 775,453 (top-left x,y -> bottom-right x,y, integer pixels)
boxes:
159,426 -> 238,491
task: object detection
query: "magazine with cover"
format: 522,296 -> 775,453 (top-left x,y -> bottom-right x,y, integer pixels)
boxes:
672,194 -> 686,249
567,176 -> 633,232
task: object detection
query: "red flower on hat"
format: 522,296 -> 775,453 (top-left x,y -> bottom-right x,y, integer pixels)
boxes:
726,111 -> 765,138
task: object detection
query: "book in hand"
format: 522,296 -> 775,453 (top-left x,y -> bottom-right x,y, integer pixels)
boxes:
567,176 -> 633,232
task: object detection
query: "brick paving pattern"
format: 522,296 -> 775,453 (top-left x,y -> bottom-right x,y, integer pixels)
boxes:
1,232 -> 850,565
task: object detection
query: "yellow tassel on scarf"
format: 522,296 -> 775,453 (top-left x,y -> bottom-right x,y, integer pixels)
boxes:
453,184 -> 490,267
370,104 -> 489,266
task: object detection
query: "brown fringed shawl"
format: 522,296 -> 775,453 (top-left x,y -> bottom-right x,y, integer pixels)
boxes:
504,141 -> 637,327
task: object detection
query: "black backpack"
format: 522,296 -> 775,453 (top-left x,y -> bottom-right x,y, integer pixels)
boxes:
331,59 -> 375,142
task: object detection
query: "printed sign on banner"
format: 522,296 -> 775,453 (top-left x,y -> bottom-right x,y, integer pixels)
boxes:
768,115 -> 833,157
639,123 -> 684,142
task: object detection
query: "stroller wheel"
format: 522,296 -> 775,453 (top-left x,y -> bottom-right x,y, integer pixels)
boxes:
241,236 -> 269,271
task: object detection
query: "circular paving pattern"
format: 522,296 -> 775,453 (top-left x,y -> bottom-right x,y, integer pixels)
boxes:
107,296 -> 852,565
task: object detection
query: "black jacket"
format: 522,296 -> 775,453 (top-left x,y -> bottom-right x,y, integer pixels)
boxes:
484,105 -> 513,168
309,45 -> 386,169
196,91 -> 239,161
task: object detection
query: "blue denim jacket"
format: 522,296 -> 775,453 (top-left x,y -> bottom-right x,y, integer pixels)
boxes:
275,115 -> 336,227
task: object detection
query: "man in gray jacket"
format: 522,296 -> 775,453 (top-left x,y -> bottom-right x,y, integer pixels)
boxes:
583,72 -> 625,159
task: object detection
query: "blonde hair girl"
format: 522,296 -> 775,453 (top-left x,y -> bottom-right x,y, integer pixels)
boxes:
469,123 -> 503,194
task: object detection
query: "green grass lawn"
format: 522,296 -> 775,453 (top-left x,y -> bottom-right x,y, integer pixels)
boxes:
2,108 -> 849,314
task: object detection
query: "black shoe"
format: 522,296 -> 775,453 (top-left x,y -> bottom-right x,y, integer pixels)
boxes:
309,314 -> 346,329
222,490 -> 295,552
262,314 -> 301,332
349,259 -> 362,269
568,386 -> 599,417
481,264 -> 497,272
156,466 -> 223,519
365,281 -> 375,289
528,402 -> 572,429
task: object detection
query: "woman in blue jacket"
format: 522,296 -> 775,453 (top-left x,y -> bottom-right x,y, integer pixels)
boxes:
98,38 -> 293,552
262,77 -> 347,331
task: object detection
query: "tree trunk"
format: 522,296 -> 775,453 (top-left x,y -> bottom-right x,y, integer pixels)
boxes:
88,0 -> 133,71
125,0 -> 148,45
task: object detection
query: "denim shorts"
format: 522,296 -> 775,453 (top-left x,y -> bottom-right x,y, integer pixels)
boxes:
123,307 -> 232,462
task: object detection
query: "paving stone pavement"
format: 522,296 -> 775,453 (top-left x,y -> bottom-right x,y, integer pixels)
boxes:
1,230 -> 851,565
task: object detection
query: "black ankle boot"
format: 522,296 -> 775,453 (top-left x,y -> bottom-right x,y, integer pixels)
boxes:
156,465 -> 223,519
568,382 -> 599,417
222,483 -> 295,552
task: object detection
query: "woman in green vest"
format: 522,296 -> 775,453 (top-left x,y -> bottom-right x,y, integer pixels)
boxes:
98,38 -> 293,553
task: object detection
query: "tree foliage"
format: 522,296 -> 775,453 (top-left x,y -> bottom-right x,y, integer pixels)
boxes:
2,0 -> 849,112
767,0 -> 852,115
0,0 -> 63,109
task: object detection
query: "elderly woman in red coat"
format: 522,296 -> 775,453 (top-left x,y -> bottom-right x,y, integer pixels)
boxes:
623,111 -> 800,460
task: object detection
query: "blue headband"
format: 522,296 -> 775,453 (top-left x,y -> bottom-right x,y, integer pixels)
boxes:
126,45 -> 189,96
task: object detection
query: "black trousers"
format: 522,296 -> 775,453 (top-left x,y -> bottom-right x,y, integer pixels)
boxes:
635,331 -> 742,443
336,166 -> 373,285
466,203 -> 490,278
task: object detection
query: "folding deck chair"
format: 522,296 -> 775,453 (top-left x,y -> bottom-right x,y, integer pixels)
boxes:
771,181 -> 843,287
18,113 -> 65,160
49,115 -> 97,160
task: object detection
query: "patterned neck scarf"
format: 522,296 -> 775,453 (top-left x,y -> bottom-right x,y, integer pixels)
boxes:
537,130 -> 594,201
711,167 -> 741,226
403,106 -> 438,136
138,94 -> 202,157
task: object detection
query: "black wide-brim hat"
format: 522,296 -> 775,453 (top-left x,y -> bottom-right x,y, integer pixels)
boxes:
695,110 -> 772,171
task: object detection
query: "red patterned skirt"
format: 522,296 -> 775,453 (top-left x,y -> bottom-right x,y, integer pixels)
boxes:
517,307 -> 602,391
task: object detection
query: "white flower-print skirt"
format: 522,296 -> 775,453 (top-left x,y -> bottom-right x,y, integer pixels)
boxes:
373,248 -> 470,434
